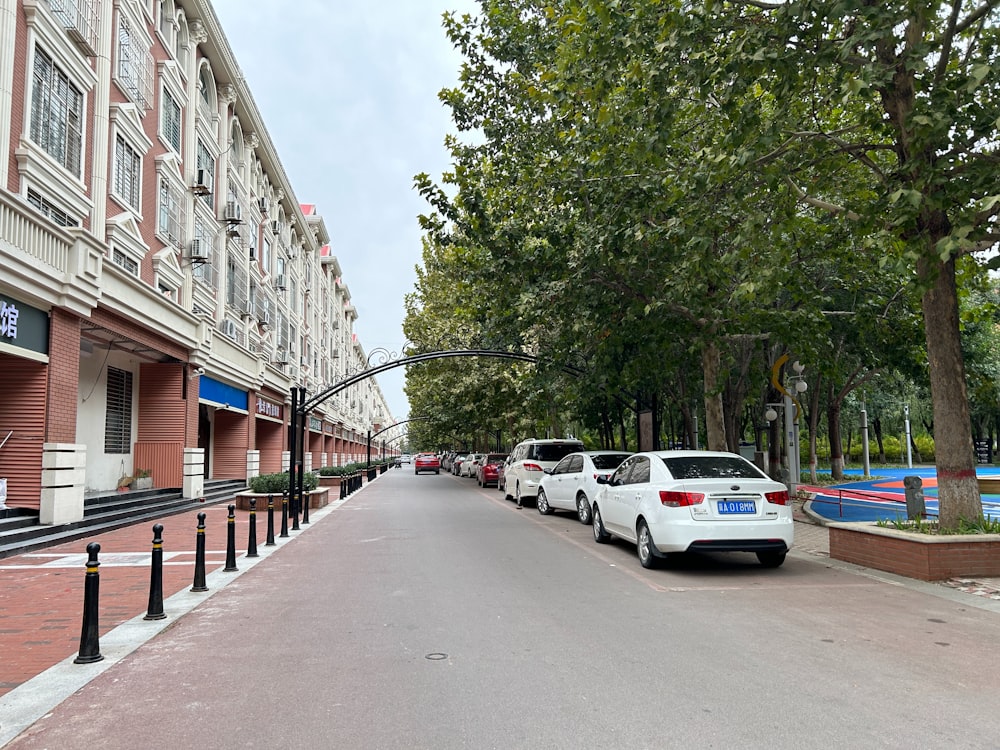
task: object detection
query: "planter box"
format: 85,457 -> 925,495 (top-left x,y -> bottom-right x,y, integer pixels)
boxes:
317,475 -> 344,489
829,522 -> 1000,581
233,488 -> 330,512
131,477 -> 153,491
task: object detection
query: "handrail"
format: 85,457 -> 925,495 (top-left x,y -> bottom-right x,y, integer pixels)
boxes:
0,431 -> 12,451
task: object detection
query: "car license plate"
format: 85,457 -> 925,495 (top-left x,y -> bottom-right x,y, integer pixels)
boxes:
717,500 -> 756,514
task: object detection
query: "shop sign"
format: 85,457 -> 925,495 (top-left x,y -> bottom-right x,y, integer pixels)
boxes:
256,397 -> 283,420
0,294 -> 48,355
309,417 -> 323,432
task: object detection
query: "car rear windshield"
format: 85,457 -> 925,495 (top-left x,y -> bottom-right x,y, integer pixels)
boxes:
592,454 -> 630,470
529,443 -> 585,462
660,455 -> 766,480
485,454 -> 508,464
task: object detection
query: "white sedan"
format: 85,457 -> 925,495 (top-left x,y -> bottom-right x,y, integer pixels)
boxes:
591,450 -> 793,569
536,451 -> 631,524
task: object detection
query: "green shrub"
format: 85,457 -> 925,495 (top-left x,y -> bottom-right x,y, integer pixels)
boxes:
248,471 -> 318,494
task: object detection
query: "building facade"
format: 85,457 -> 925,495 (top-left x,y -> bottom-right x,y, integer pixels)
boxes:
0,0 -> 394,522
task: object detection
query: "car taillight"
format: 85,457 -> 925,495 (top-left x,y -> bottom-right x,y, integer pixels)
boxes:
659,491 -> 704,507
523,462 -> 543,472
765,490 -> 790,506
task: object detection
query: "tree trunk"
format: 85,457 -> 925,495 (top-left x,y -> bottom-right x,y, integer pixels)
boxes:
827,397 -> 844,481
702,341 -> 727,451
807,374 -> 821,483
873,417 -> 886,463
920,255 -> 983,529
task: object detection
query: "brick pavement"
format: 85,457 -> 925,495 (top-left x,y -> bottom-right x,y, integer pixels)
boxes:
0,502 -> 270,699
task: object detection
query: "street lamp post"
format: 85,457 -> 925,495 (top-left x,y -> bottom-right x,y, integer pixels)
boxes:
766,357 -> 808,497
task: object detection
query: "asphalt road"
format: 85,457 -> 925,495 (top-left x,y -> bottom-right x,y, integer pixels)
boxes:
7,470 -> 1000,749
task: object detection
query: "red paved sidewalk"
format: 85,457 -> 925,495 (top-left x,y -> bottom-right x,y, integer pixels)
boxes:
0,502 -> 274,698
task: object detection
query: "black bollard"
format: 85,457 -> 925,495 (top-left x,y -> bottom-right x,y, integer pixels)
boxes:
280,491 -> 289,538
291,491 -> 302,531
74,542 -> 104,664
191,512 -> 208,592
302,488 -> 310,525
144,523 -> 166,620
247,498 -> 259,557
292,491 -> 301,531
224,504 -> 238,571
265,494 -> 276,546
339,477 -> 346,499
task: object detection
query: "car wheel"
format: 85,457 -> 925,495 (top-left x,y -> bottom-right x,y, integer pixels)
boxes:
576,494 -> 592,525
592,505 -> 611,543
536,489 -> 553,515
636,520 -> 660,569
435,470 -> 440,474
756,550 -> 786,568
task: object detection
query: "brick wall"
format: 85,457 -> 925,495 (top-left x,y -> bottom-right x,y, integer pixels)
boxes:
830,525 -> 1000,581
46,309 -> 80,443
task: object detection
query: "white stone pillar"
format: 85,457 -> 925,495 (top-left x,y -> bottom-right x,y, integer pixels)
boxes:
40,443 -> 86,525
246,449 -> 260,480
0,0 -> 17,188
183,447 -> 205,499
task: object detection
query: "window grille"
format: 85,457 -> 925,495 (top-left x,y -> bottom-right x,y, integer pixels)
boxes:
112,247 -> 139,275
157,178 -> 184,246
117,15 -> 154,110
26,189 -> 78,227
47,0 -> 100,56
196,139 -> 215,207
114,134 -> 141,211
29,48 -> 83,176
161,87 -> 181,152
105,367 -> 133,454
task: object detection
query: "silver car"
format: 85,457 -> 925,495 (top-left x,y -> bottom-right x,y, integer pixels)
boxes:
536,451 -> 631,524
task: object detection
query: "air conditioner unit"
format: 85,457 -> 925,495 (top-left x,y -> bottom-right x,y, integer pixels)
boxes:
260,308 -> 271,325
270,220 -> 280,235
224,201 -> 242,223
259,197 -> 269,213
275,274 -> 286,290
249,245 -> 257,260
274,349 -> 289,365
242,300 -> 254,317
221,319 -> 238,339
189,239 -> 208,261
192,169 -> 212,195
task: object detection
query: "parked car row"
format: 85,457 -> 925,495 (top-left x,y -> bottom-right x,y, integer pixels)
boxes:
417,441 -> 795,571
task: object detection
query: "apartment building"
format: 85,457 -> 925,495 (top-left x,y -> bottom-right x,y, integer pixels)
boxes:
0,0 -> 394,523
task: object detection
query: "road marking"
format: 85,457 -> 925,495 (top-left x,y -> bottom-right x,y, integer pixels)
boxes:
0,551 -> 228,569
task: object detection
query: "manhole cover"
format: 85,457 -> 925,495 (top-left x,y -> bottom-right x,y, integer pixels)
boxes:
425,653 -> 448,661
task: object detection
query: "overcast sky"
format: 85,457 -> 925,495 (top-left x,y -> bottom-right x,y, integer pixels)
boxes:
210,0 -> 481,421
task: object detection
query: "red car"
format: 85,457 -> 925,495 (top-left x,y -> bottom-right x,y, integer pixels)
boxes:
414,453 -> 440,475
477,453 -> 508,487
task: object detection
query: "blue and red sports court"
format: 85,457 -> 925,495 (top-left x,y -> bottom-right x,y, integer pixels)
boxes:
802,467 -> 1000,522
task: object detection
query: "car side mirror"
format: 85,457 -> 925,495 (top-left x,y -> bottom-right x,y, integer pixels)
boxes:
543,468 -> 552,475
596,475 -> 610,485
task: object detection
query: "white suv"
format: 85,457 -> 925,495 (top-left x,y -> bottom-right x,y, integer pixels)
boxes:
501,438 -> 585,507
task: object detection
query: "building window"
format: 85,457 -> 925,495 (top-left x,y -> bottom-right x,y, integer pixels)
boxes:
117,14 -> 154,110
29,48 -> 83,176
196,139 -> 215,207
226,252 -> 238,307
157,178 -> 183,246
160,87 -> 181,152
113,134 -> 142,211
105,367 -> 133,454
26,189 -> 78,227
112,247 -> 140,275
192,219 -> 214,286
